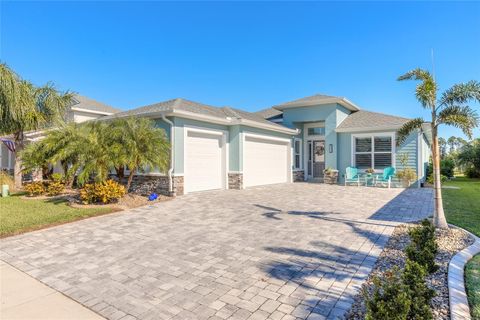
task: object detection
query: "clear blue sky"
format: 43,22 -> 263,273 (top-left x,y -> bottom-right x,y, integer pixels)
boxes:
1,1 -> 479,139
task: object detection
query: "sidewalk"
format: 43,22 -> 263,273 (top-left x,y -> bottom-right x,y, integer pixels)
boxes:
0,260 -> 103,320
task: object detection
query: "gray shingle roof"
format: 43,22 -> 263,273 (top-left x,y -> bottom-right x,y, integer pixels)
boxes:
274,94 -> 340,108
255,107 -> 283,119
71,94 -> 121,114
102,98 -> 293,132
337,110 -> 410,131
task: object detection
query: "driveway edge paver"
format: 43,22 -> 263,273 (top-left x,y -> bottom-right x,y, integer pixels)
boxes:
0,260 -> 105,319
448,225 -> 480,320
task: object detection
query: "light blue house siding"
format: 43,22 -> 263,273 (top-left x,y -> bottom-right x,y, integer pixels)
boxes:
337,130 -> 425,186
282,103 -> 350,169
165,117 -> 294,175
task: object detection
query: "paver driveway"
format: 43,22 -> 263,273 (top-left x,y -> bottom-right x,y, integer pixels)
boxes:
0,183 -> 433,320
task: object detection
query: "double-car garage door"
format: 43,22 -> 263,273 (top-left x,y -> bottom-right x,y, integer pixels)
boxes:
184,128 -> 291,193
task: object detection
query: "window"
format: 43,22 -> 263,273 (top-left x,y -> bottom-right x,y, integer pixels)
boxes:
294,139 -> 302,169
307,127 -> 325,136
353,135 -> 393,170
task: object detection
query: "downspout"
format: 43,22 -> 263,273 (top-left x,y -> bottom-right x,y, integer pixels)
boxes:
161,114 -> 175,195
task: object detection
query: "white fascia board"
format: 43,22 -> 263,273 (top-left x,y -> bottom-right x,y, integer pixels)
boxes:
237,119 -> 299,135
273,97 -> 360,112
71,107 -> 114,116
336,125 -> 402,133
160,110 -> 299,135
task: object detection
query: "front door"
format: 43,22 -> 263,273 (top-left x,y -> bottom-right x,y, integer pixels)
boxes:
307,140 -> 325,179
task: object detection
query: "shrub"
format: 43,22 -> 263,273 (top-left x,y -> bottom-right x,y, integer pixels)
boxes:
24,181 -> 46,196
465,166 -> 480,178
406,220 -> 438,273
46,181 -> 65,196
50,173 -> 64,182
80,179 -> 126,204
0,171 -> 14,191
440,158 -> 455,178
364,267 -> 411,320
427,174 -> 448,185
402,259 -> 435,320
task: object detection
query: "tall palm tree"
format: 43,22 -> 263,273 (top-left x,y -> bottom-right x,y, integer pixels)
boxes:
0,63 -> 74,188
397,69 -> 480,228
110,117 -> 170,191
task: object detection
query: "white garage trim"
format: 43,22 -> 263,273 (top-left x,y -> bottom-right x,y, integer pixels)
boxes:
242,132 -> 292,188
183,126 -> 229,194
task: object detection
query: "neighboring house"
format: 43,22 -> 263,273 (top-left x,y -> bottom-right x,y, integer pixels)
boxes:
0,94 -> 120,174
104,94 -> 432,196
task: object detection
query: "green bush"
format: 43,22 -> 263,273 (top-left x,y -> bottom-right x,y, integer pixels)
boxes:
50,173 -> 64,182
80,179 -> 126,204
406,220 -> 438,273
402,260 -> 435,320
46,181 -> 65,196
465,166 -> 480,178
24,181 -> 46,196
364,267 -> 411,320
0,171 -> 14,191
440,158 -> 455,178
427,174 -> 448,184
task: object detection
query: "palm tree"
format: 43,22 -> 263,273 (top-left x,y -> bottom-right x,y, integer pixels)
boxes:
397,69 -> 480,228
0,63 -> 74,188
438,137 -> 447,158
110,117 -> 170,191
21,123 -> 83,188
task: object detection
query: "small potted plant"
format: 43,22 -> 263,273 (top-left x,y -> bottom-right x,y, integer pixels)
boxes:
323,167 -> 339,184
365,168 -> 375,176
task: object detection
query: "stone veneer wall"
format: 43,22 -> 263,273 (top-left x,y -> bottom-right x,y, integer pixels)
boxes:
111,174 -> 184,196
228,173 -> 243,190
293,170 -> 305,182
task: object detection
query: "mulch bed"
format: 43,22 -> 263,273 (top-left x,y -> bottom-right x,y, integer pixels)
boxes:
346,222 -> 475,320
21,190 -> 172,210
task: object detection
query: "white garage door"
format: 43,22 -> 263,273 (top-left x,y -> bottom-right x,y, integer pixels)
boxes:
185,130 -> 226,193
243,135 -> 290,187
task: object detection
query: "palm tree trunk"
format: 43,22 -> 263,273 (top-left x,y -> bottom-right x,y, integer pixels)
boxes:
432,125 -> 449,229
13,131 -> 24,189
126,169 -> 135,193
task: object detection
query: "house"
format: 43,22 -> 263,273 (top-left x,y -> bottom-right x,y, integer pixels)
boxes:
104,94 -> 432,195
0,94 -> 120,175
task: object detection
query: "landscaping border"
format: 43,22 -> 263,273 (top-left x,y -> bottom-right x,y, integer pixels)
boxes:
448,224 -> 480,320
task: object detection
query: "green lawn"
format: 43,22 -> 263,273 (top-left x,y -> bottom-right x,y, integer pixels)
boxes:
466,255 -> 480,320
442,176 -> 480,319
443,177 -> 480,237
0,194 -> 114,238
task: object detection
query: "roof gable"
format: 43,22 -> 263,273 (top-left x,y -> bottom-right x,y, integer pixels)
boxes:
336,110 -> 410,132
273,93 -> 360,111
71,94 -> 121,114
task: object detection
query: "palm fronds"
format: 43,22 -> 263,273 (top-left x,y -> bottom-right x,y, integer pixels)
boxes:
437,105 -> 479,139
398,68 -> 437,108
396,118 -> 425,146
439,80 -> 480,106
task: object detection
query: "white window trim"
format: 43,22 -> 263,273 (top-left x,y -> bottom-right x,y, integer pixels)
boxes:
304,122 -> 326,139
351,132 -> 396,171
183,125 -> 229,194
293,138 -> 303,170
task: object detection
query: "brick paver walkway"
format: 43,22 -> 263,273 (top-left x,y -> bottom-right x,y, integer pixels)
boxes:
0,183 -> 433,320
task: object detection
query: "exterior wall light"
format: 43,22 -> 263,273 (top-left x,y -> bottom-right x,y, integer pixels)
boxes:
329,144 -> 333,153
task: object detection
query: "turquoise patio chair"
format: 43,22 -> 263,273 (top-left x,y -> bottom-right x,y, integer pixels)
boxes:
374,167 -> 396,188
344,167 -> 361,186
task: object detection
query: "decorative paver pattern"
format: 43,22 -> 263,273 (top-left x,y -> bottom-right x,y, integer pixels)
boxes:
0,183 -> 433,319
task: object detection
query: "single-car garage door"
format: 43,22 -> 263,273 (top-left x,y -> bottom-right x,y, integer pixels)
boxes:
185,129 -> 226,193
243,135 -> 291,187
